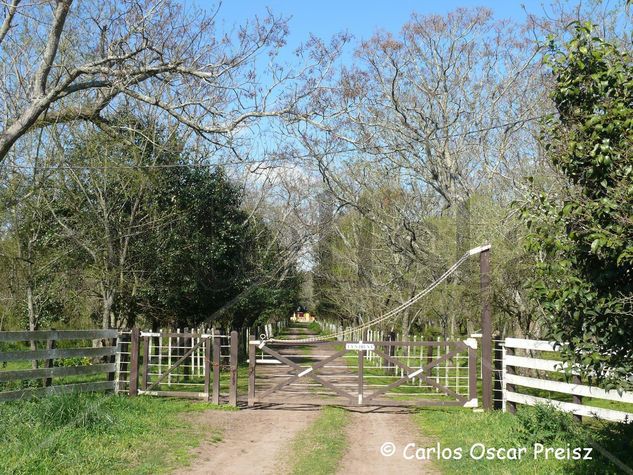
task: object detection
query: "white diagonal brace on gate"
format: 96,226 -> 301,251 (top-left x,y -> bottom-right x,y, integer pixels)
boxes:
364,346 -> 468,404
257,347 -> 354,401
408,368 -> 424,379
298,367 -> 313,377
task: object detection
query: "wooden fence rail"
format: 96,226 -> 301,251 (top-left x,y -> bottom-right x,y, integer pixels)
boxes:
502,338 -> 633,423
0,329 -> 118,402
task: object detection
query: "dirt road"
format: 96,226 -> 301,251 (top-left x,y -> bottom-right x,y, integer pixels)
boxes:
174,325 -> 439,474
336,409 -> 439,474
174,406 -> 319,475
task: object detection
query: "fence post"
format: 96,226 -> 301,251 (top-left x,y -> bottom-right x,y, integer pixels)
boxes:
505,346 -> 516,414
183,327 -> 190,381
468,342 -> 477,404
167,332 -> 173,387
572,374 -> 583,422
386,331 -> 396,375
114,334 -> 122,394
248,335 -> 256,406
212,335 -> 221,404
176,328 -> 181,383
158,330 -> 163,381
480,247 -> 493,410
141,335 -> 150,391
43,335 -> 56,387
129,327 -> 140,396
436,336 -> 441,388
358,349 -> 364,405
108,334 -> 118,387
229,330 -> 238,407
204,336 -> 211,402
493,336 -> 503,410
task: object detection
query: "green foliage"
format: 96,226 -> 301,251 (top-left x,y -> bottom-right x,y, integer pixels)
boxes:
138,165 -> 299,329
0,377 -> 42,392
307,321 -> 322,334
314,188 -> 538,337
415,405 -> 633,474
514,404 -> 584,446
522,23 -> 633,389
53,357 -> 91,367
0,113 -> 299,332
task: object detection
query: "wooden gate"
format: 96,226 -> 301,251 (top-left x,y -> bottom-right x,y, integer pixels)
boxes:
121,328 -> 238,406
247,337 -> 478,408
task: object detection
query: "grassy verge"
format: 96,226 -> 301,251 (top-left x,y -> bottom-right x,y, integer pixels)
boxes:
413,405 -> 633,474
285,407 -> 350,475
0,393 -> 225,474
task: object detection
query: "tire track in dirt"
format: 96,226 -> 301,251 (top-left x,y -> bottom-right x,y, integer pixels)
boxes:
336,409 -> 439,475
174,406 -> 319,475
174,325 -> 322,475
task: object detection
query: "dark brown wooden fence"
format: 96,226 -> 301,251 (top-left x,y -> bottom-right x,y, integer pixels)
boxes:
0,329 -> 118,402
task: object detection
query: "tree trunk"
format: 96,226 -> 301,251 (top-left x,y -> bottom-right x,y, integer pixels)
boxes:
26,282 -> 38,369
102,290 -> 114,330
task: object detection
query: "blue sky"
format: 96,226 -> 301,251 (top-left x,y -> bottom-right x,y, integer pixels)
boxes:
203,1 -> 541,52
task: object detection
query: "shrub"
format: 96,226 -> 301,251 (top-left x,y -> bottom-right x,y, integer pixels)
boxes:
514,404 -> 584,446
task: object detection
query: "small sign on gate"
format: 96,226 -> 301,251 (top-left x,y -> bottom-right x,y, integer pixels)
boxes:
345,342 -> 375,351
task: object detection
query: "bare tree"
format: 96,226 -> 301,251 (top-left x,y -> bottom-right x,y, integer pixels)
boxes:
309,7 -> 546,213
0,0 -> 342,163
288,8 -> 551,334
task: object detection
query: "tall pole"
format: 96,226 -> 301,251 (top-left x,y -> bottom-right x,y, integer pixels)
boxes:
480,247 -> 492,410
129,327 -> 140,396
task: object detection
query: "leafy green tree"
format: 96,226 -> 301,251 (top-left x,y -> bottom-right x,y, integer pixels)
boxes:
523,23 -> 632,388
138,165 -> 299,329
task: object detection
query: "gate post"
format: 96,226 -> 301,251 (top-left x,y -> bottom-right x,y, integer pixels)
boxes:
386,331 -> 396,375
107,333 -> 118,387
358,350 -> 364,405
468,342 -> 477,404
229,330 -> 238,407
212,335 -> 221,404
129,327 -> 140,396
480,247 -> 493,410
248,335 -> 256,406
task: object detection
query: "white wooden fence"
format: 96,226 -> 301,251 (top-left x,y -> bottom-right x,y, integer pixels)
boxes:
503,338 -> 633,423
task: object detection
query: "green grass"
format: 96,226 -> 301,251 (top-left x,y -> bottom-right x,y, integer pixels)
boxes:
0,393 -> 225,474
307,321 -> 322,335
413,405 -> 633,474
286,407 -> 350,475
